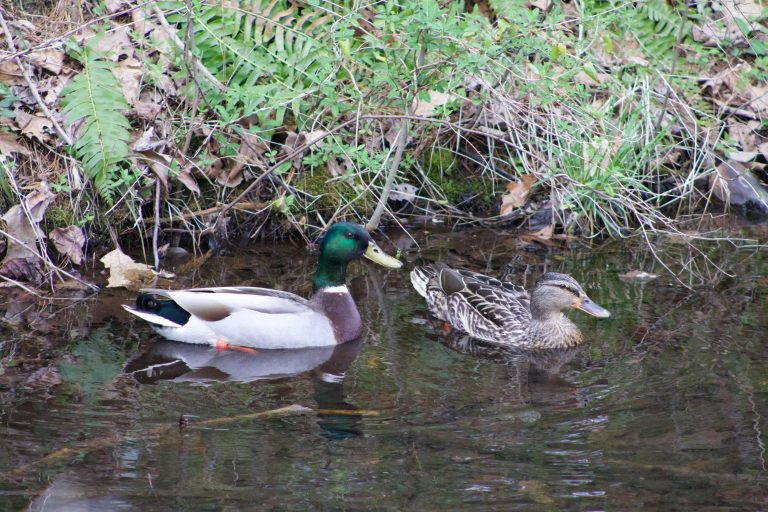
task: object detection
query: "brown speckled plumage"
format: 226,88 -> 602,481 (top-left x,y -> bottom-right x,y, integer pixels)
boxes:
411,266 -> 610,350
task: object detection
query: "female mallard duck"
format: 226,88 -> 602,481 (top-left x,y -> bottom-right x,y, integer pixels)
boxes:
123,223 -> 402,349
410,264 -> 610,349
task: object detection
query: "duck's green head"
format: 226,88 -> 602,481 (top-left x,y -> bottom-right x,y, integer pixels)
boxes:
314,222 -> 402,290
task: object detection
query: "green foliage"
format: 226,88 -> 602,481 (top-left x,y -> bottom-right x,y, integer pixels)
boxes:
60,36 -> 131,200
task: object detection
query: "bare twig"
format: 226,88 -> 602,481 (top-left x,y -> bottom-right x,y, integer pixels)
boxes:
152,178 -> 161,270
366,119 -> 409,231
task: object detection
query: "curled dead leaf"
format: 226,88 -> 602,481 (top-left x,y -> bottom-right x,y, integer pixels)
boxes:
113,58 -> 142,104
0,61 -> 24,85
15,110 -> 52,142
0,132 -> 31,156
28,49 -> 65,75
100,247 -> 157,290
93,24 -> 134,60
50,225 -> 86,265
500,174 -> 536,216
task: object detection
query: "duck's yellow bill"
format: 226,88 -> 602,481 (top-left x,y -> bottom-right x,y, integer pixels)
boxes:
574,297 -> 611,318
364,241 -> 403,269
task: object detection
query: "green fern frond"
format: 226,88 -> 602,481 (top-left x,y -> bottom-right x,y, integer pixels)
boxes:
162,1 -> 335,122
60,45 -> 131,196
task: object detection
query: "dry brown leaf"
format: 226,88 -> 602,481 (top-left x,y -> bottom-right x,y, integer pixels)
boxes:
573,70 -> 608,86
521,224 -> 555,245
500,174 -> 536,216
215,133 -> 270,187
136,150 -> 170,189
728,151 -> 758,163
0,61 -> 24,85
758,141 -> 768,160
526,0 -> 551,11
104,0 -> 126,13
1,182 -> 55,263
746,85 -> 768,116
130,127 -> 163,152
93,24 -> 134,60
50,225 -> 86,265
176,167 -> 200,194
326,159 -> 344,178
15,110 -> 52,142
100,247 -> 157,289
134,100 -> 161,120
0,132 -> 31,156
113,58 -> 142,103
411,91 -> 457,117
727,121 -> 760,151
722,0 -> 763,28
28,49 -> 64,75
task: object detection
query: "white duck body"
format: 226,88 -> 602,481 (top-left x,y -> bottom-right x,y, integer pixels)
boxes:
123,285 -> 358,349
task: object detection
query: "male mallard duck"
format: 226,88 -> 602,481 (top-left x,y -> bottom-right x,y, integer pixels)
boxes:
123,223 -> 402,349
410,264 -> 610,349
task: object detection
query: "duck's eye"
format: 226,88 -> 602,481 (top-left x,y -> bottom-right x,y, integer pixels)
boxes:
344,231 -> 355,239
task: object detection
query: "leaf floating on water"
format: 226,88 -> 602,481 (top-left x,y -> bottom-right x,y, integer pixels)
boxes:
500,174 -> 536,216
50,225 -> 86,265
619,270 -> 658,281
520,224 -> 554,245
100,247 -> 157,289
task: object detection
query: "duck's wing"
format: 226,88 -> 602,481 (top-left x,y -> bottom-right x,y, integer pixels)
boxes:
438,269 -> 531,343
145,286 -> 313,320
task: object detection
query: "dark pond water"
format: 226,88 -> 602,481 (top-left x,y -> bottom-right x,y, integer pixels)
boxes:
1,227 -> 767,511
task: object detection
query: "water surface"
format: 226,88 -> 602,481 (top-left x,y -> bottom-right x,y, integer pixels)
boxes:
1,228 -> 767,511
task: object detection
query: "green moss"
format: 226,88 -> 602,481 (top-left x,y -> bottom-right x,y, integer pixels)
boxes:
46,205 -> 74,229
295,168 -> 375,216
424,147 -> 457,178
422,148 -> 496,212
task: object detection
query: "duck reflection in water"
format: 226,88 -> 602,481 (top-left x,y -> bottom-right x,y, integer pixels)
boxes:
443,333 -> 585,408
124,337 -> 365,439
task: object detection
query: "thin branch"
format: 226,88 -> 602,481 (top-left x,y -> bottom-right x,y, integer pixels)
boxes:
366,119 -> 409,231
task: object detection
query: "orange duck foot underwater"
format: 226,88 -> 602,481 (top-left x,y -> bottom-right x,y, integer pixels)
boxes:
410,264 -> 610,350
123,223 -> 403,349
